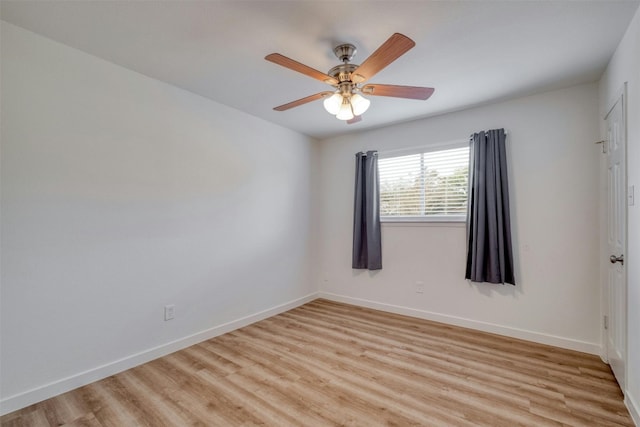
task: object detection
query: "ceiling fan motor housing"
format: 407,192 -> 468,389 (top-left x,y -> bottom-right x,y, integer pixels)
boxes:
328,63 -> 358,81
328,63 -> 359,96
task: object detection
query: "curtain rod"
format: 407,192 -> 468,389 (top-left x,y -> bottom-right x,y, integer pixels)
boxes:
471,130 -> 508,136
358,130 -> 509,157
375,139 -> 469,157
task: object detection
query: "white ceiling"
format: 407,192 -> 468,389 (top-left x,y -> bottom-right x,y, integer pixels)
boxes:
2,1 -> 638,140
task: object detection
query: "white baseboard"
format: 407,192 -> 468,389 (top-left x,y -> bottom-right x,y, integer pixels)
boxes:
626,391 -> 640,426
0,292 -> 319,416
318,292 -> 601,355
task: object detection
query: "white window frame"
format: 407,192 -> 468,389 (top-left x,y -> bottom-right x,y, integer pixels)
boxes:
378,139 -> 469,223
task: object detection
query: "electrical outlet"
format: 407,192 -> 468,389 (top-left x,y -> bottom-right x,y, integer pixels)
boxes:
415,281 -> 424,294
164,304 -> 175,321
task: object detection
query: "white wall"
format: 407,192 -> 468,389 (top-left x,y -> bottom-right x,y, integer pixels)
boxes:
600,6 -> 640,424
0,22 -> 317,413
316,83 -> 602,354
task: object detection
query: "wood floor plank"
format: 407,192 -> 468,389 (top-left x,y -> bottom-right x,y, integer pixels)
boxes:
247,319 -> 507,425
1,408 -> 50,427
229,331 -> 439,426
59,413 -> 103,427
1,299 -> 634,426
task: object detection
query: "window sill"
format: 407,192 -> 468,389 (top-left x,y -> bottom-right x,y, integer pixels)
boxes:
381,218 -> 466,228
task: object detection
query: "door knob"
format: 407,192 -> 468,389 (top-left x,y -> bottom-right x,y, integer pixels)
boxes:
610,254 -> 624,265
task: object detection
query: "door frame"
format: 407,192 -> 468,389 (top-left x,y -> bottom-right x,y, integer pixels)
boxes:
600,82 -> 628,387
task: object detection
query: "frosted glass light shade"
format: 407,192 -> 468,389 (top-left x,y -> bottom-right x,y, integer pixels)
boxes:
323,93 -> 343,115
336,99 -> 354,120
350,93 -> 370,116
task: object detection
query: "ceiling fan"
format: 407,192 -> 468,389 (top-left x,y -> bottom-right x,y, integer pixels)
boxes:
265,33 -> 434,124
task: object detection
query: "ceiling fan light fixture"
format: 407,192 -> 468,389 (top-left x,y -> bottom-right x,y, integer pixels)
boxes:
323,92 -> 343,115
350,93 -> 370,116
336,98 -> 355,121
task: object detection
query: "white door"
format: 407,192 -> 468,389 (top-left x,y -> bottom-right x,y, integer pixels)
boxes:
605,93 -> 626,389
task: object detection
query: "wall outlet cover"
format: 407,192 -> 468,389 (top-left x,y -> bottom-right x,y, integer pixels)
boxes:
164,305 -> 175,321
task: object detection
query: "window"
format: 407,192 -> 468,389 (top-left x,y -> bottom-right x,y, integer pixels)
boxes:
378,144 -> 469,222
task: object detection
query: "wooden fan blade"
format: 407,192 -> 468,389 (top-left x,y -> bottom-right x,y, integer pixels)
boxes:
347,115 -> 362,124
265,53 -> 339,85
273,92 -> 334,111
351,33 -> 415,84
361,84 -> 434,100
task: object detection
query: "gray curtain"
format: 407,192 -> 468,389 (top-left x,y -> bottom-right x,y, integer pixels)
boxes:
352,151 -> 382,270
465,129 -> 515,285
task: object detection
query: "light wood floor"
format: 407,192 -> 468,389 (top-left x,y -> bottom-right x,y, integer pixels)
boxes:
2,299 -> 633,426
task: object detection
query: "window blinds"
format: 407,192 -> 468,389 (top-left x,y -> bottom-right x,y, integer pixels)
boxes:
378,146 -> 469,219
